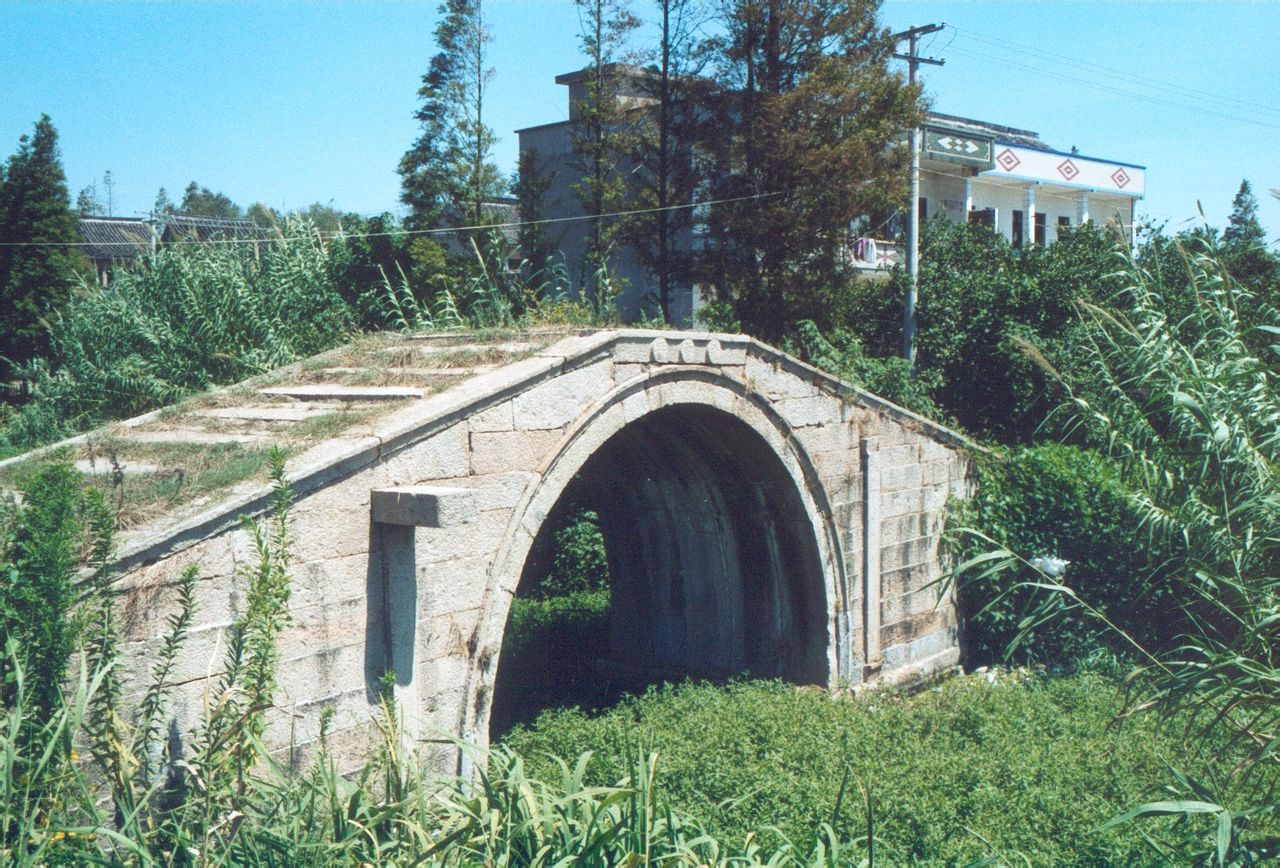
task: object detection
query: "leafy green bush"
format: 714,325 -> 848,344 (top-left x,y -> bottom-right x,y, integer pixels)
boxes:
1,462 -> 112,721
850,218 -> 1125,441
2,220 -> 352,451
950,444 -> 1178,666
503,674 -> 1279,864
788,319 -> 944,420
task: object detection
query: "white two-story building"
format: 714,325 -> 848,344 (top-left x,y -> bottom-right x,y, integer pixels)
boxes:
518,67 -> 1146,320
915,112 -> 1143,248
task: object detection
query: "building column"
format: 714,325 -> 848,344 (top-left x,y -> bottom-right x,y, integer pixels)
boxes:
963,176 -> 974,216
1026,185 -> 1037,234
1078,191 -> 1090,225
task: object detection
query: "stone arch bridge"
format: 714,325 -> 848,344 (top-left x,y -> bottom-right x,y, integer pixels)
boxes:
78,329 -> 970,770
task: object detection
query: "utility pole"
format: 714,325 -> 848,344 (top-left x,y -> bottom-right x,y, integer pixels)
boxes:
893,23 -> 945,366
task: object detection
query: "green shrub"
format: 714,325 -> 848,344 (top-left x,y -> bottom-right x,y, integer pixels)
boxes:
503,675 -> 1279,864
948,235 -> 1280,859
0,462 -> 112,721
788,319 -> 945,420
1,220 -> 352,452
950,444 -> 1178,666
848,219 -> 1125,441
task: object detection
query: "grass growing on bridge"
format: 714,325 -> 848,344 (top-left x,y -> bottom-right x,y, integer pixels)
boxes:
500,671 -> 1280,865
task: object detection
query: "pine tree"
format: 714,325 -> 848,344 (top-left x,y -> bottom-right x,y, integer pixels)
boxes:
0,115 -> 89,375
400,0 -> 503,232
153,186 -> 174,216
513,148 -> 557,268
571,0 -> 641,304
625,0 -> 708,322
1222,179 -> 1277,294
695,0 -> 922,339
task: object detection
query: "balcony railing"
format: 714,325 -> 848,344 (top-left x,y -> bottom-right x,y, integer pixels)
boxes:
849,237 -> 902,271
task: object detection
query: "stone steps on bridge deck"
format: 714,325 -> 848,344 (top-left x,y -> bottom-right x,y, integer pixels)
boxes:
122,429 -> 273,446
198,402 -> 350,423
319,366 -> 496,379
257,385 -> 425,402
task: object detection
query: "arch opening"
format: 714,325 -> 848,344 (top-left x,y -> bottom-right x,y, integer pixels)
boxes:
490,403 -> 829,738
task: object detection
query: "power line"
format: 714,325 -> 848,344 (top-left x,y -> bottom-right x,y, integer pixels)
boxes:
952,25 -> 1280,122
0,190 -> 785,249
947,44 -> 1280,133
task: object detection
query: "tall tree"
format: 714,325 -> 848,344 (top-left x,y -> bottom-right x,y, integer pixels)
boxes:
76,182 -> 103,216
400,0 -> 503,232
178,182 -> 242,219
571,0 -> 641,303
0,115 -> 88,375
1221,179 -> 1277,294
695,0 -> 921,339
513,148 -> 557,268
626,0 -> 708,322
153,186 -> 174,216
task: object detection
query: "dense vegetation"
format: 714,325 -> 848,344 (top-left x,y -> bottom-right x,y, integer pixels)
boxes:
504,674 -> 1280,864
3,0 -> 1279,859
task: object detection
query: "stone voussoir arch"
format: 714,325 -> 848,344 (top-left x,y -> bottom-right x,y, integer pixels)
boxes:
462,363 -> 850,750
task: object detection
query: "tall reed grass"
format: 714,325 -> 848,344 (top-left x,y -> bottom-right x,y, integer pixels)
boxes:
947,235 -> 1280,863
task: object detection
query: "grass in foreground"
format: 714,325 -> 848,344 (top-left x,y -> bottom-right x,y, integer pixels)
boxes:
501,672 -> 1280,865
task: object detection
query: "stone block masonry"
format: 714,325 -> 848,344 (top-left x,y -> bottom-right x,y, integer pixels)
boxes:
93,329 -> 973,773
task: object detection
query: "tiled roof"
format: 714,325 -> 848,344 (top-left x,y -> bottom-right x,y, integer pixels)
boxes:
927,112 -> 1050,150
161,214 -> 273,243
78,217 -> 153,262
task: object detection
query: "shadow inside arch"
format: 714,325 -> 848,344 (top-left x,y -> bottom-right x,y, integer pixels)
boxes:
489,403 -> 829,739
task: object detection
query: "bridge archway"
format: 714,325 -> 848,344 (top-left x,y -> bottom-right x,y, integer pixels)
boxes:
470,370 -> 846,744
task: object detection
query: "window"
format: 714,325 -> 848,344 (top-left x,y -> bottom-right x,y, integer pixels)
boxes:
968,208 -> 996,229
1034,212 -> 1046,246
1058,216 -> 1071,229
1011,210 -> 1024,248
918,197 -> 928,223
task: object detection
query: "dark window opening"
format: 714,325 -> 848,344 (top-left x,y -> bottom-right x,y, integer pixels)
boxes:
1011,210 -> 1024,248
968,208 -> 995,228
918,197 -> 928,223
1034,212 -> 1047,246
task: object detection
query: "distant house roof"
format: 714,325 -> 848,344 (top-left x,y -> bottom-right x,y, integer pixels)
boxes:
78,217 -> 153,262
926,112 -> 1050,150
439,198 -> 521,250
160,214 -> 273,244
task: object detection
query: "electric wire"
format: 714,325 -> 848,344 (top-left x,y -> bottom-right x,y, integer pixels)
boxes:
0,190 -> 785,248
951,24 -> 1280,121
946,43 -> 1280,132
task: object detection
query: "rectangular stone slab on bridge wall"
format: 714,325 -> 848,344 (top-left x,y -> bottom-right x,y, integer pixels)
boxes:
100,329 -> 972,772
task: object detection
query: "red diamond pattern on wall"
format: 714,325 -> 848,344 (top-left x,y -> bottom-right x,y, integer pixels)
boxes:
996,148 -> 1021,172
1057,159 -> 1080,181
1111,168 -> 1131,189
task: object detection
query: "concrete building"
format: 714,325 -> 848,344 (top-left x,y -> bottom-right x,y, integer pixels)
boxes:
517,67 -> 1146,317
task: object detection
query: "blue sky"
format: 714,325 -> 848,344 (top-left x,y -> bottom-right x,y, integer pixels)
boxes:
3,1 -> 1278,239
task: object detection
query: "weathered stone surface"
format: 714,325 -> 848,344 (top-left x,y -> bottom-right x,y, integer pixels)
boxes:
511,363 -> 612,430
125,429 -> 267,445
202,404 -> 344,422
371,485 -> 477,528
260,385 -> 424,401
82,328 -> 973,772
470,428 -> 564,475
